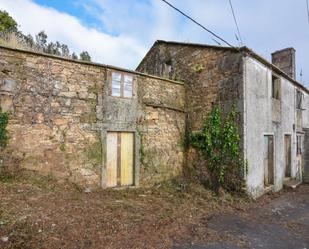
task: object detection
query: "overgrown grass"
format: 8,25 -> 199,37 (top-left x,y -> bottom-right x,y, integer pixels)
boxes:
0,207 -> 13,228
0,172 -> 21,184
0,170 -> 56,192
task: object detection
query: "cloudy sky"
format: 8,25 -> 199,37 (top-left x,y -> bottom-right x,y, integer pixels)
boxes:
0,0 -> 308,87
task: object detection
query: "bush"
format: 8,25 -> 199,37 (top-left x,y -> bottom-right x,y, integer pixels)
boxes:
0,108 -> 9,150
190,105 -> 247,193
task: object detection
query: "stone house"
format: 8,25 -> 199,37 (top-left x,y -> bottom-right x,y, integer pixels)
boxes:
0,40 -> 308,198
0,45 -> 185,187
137,40 -> 309,198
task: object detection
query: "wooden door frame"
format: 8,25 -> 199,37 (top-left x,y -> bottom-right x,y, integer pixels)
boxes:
101,129 -> 140,188
263,133 -> 275,186
284,133 -> 292,178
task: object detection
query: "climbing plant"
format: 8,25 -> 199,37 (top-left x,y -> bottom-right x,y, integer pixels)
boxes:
190,105 -> 247,193
0,108 -> 9,150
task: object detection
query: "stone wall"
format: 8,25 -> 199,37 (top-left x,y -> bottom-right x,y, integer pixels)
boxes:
0,46 -> 185,187
137,41 -> 244,171
137,75 -> 185,184
0,47 -> 104,185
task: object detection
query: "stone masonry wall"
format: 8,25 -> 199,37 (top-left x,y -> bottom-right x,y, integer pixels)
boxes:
137,42 -> 244,171
0,46 -> 185,187
137,75 -> 185,185
0,48 -> 103,186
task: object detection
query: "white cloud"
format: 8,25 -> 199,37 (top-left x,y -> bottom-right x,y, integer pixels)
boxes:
0,0 -> 308,87
88,0 -> 309,86
0,0 -> 146,69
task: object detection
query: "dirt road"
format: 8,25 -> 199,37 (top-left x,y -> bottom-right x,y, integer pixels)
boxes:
175,185 -> 309,249
0,172 -> 308,249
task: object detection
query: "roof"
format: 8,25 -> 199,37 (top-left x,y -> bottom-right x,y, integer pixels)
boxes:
155,40 -> 238,51
137,40 -> 309,94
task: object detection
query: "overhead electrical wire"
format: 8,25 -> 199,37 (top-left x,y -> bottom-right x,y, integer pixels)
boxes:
160,0 -> 235,48
228,0 -> 243,45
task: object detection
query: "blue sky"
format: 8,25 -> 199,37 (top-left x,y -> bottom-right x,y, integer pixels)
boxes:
0,0 -> 308,87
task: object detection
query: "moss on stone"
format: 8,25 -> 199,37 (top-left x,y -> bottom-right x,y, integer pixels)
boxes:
59,143 -> 66,152
192,63 -> 205,73
85,141 -> 102,167
136,128 -> 145,165
88,84 -> 101,95
79,99 -> 97,123
80,112 -> 97,123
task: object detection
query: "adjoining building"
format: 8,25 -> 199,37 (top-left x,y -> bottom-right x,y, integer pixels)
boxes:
0,40 -> 308,198
137,41 -> 309,198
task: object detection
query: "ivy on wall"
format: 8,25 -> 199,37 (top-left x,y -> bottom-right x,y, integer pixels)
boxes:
0,108 -> 9,150
190,105 -> 247,193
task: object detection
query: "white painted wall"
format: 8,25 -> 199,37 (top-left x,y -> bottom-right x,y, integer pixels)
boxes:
303,91 -> 309,129
243,56 -> 308,198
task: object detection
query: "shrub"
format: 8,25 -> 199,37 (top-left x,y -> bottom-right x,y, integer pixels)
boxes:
0,108 -> 9,150
190,105 -> 247,193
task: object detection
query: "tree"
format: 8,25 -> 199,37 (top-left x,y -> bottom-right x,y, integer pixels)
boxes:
0,10 -> 18,33
24,34 -> 35,47
0,10 -> 92,62
55,41 -> 61,55
61,44 -> 70,57
71,52 -> 78,60
79,51 -> 91,62
35,31 -> 47,51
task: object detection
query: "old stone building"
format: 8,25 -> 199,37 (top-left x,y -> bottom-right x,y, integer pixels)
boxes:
137,40 -> 309,198
0,40 -> 308,198
0,45 -> 185,187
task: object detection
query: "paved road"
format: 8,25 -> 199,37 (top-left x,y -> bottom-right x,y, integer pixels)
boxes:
174,186 -> 309,249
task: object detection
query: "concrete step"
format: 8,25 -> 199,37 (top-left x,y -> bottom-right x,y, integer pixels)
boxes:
283,178 -> 302,189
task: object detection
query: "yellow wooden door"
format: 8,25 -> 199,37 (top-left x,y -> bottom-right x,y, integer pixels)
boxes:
120,132 -> 134,186
106,132 -> 118,187
106,132 -> 134,187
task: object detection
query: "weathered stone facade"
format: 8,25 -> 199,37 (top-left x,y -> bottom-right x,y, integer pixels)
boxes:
137,41 -> 244,172
0,46 -> 185,187
137,40 -> 309,198
1,40 -> 308,197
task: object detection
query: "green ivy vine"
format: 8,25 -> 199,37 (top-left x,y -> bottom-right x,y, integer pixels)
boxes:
0,108 -> 9,150
190,105 -> 247,193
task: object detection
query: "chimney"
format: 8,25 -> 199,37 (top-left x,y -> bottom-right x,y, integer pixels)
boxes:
271,48 -> 296,79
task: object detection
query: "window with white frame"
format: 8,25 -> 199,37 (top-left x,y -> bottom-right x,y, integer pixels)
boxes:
123,75 -> 133,98
111,72 -> 133,98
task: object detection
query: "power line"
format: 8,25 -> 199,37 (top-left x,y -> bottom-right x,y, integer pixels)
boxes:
228,0 -> 243,45
160,0 -> 234,48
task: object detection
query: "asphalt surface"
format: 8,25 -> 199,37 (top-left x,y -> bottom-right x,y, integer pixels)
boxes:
174,185 -> 309,249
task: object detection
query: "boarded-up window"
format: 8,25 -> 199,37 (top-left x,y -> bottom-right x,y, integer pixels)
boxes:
106,132 -> 134,187
285,134 -> 291,178
296,90 -> 303,110
297,135 -> 302,155
111,72 -> 133,98
264,135 -> 274,186
272,75 -> 280,100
